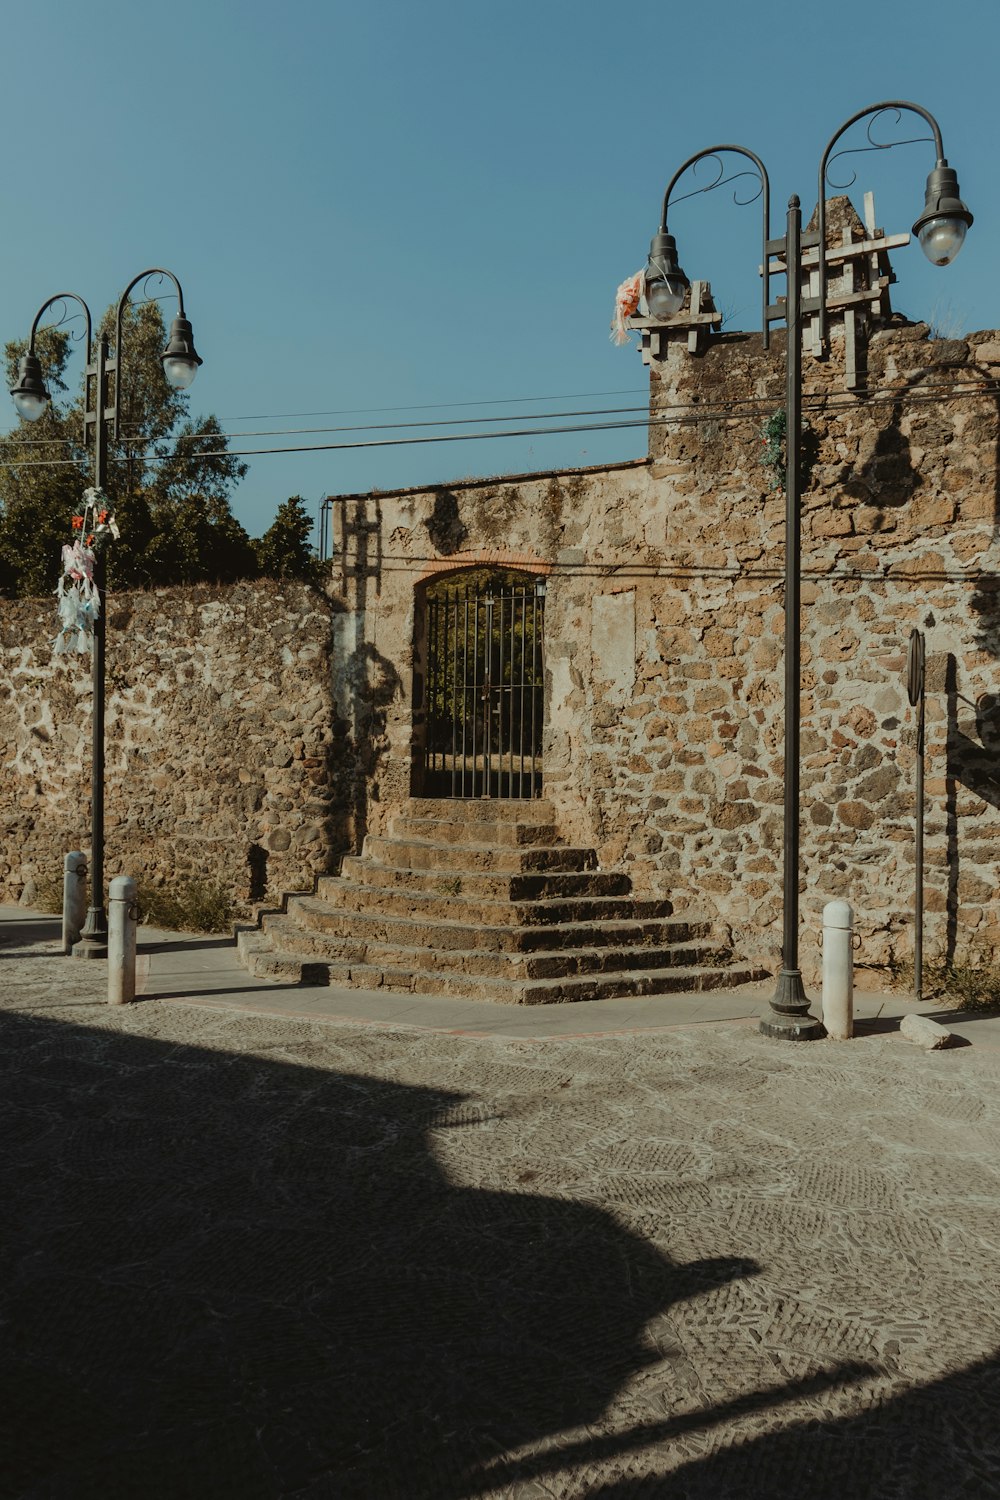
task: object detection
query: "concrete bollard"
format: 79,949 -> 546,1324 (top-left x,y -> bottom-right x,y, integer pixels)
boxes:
62,852 -> 88,955
822,899 -> 854,1040
108,876 -> 138,1006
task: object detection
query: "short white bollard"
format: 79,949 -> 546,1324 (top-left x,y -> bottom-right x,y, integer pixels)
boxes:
108,876 -> 138,1006
822,899 -> 854,1040
62,852 -> 88,955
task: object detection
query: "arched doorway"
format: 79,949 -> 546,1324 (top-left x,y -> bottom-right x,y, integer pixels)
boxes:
413,567 -> 545,798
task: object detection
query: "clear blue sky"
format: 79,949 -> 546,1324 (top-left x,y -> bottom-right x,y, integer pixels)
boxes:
2,0 -> 997,541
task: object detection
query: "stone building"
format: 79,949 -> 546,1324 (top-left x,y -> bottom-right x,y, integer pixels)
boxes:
1,208 -> 998,988
321,308 -> 1000,980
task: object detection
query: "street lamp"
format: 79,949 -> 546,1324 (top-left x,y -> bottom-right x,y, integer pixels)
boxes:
642,102 -> 971,1039
10,270 -> 202,958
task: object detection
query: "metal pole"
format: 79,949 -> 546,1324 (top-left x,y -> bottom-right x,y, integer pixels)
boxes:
915,692 -> 925,1001
761,195 -> 823,1040
74,334 -> 111,959
908,628 -> 926,1000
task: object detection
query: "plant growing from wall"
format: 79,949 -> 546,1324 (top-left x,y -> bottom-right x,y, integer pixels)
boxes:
759,409 -> 818,492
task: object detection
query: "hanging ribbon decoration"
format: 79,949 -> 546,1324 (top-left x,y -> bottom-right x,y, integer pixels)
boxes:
53,488 -> 120,655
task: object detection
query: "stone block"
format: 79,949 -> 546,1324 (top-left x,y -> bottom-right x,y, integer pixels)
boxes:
837,801 -> 875,831
900,1014 -> 955,1049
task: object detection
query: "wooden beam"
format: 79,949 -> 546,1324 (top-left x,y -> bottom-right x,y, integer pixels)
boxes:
760,231 -> 910,274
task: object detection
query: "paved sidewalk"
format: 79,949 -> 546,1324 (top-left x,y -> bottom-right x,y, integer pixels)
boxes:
132,913 -> 1000,1048
7,905 -> 994,1045
2,906 -> 999,1497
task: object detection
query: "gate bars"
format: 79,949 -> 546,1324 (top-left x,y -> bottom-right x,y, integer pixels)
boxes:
422,580 -> 545,798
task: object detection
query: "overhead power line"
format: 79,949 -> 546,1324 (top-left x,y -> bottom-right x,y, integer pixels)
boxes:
212,387 -> 649,422
0,381 -> 995,471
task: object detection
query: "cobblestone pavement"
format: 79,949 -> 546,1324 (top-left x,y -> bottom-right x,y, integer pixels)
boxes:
3,917 -> 1000,1498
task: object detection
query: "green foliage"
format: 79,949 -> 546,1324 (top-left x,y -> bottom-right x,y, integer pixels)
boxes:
759,409 -> 788,490
136,878 -> 234,934
758,409 -> 818,493
424,568 -> 544,755
0,301 -> 253,598
253,495 -> 322,583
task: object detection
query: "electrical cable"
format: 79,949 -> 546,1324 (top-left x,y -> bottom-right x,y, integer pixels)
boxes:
211,388 -> 649,422
0,381 -> 995,471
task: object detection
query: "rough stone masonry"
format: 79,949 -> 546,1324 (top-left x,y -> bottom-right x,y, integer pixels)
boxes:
324,315 -> 1000,980
2,319 -> 998,986
0,582 -> 349,911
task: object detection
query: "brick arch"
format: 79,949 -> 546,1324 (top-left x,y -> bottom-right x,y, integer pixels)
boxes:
416,549 -> 552,586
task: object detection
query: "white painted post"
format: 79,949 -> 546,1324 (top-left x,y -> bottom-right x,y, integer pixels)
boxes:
822,899 -> 854,1040
62,852 -> 88,955
108,876 -> 138,1006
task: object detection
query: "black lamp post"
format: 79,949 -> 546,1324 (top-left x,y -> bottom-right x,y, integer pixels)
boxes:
643,102 -> 971,1039
11,270 -> 202,958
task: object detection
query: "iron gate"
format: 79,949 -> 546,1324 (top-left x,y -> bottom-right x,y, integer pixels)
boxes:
420,575 -> 545,798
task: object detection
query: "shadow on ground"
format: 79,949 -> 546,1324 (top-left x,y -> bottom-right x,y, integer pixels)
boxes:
4,1006 -> 999,1497
0,917 -> 61,953
1,1008 -> 750,1497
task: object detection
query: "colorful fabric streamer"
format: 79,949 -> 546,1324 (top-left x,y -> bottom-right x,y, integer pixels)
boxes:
52,488 -> 118,657
54,541 -> 100,655
610,269 -> 645,346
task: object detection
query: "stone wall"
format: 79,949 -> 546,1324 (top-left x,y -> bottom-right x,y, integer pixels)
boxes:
328,321 -> 1000,978
3,322 -> 997,981
0,581 -> 356,911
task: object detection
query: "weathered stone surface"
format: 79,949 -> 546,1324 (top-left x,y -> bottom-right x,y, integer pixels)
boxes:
3,317 -> 999,986
900,1013 -> 956,1050
240,796 -> 764,1001
3,933 -> 1000,1495
0,582 -> 352,913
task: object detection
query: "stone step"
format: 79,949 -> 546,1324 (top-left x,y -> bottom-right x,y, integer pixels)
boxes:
312,877 -> 675,927
360,835 -> 594,874
259,913 -> 727,981
389,813 -> 561,848
404,796 -> 554,825
269,900 -> 716,972
240,936 -> 766,1005
341,857 -> 628,900
284,896 -> 711,954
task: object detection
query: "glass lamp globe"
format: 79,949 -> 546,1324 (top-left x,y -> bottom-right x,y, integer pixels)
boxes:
12,389 -> 48,422
646,277 -> 687,319
917,215 -> 968,267
162,355 -> 199,390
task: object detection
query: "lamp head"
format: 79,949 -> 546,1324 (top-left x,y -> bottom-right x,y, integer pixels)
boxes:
912,161 -> 973,266
645,229 -> 689,319
161,314 -> 203,390
10,351 -> 49,422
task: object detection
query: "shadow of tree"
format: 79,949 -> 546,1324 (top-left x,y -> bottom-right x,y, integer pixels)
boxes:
328,494 -> 401,858
0,1008 -> 753,1498
941,573 -> 1000,960
839,399 -> 920,516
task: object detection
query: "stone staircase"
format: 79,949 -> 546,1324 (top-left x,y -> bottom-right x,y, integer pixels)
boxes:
237,798 -> 766,1004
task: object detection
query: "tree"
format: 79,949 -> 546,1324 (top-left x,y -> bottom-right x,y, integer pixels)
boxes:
254,495 -> 323,584
0,299 -> 254,596
0,324 -> 84,598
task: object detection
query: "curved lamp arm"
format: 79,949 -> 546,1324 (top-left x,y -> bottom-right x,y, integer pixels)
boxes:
27,291 -> 94,360
114,267 -> 201,436
657,144 -> 771,344
9,292 -> 94,422
816,100 -> 972,343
